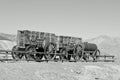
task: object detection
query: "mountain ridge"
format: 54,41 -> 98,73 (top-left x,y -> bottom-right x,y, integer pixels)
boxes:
86,35 -> 120,62
0,33 -> 16,50
0,33 -> 16,41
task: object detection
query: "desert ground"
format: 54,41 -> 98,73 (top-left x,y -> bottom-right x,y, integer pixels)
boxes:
0,61 -> 120,80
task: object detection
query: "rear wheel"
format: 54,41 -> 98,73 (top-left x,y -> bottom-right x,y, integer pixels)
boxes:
11,46 -> 24,60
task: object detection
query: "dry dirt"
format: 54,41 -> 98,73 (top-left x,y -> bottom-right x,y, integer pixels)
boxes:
0,61 -> 120,80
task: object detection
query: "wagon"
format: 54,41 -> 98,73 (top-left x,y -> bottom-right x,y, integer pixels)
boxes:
12,30 -> 57,61
11,30 -> 101,62
55,36 -> 82,61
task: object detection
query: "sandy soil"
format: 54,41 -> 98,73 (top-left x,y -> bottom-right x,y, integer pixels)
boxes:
0,61 -> 120,80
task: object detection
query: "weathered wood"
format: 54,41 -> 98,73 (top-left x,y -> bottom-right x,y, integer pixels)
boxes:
17,30 -> 57,48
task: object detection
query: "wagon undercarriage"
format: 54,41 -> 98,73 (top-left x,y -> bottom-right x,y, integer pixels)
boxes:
0,50 -> 115,62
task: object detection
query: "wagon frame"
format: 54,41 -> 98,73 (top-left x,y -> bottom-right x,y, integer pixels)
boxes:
12,30 -> 57,61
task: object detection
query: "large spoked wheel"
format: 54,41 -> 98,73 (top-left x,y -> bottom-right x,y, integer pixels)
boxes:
45,43 -> 56,61
25,46 -> 36,61
11,46 -> 23,60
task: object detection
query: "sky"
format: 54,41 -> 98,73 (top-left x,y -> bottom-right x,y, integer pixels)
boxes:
0,0 -> 120,39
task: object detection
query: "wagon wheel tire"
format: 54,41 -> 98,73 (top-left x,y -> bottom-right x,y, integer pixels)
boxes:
11,46 -> 21,61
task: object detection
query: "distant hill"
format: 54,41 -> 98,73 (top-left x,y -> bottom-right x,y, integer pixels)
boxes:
0,33 -> 16,50
0,33 -> 16,41
86,35 -> 120,62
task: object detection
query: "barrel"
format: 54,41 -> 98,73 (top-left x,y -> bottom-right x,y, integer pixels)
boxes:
83,42 -> 97,51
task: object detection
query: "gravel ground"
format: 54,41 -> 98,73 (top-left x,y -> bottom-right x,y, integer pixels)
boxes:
0,61 -> 120,80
